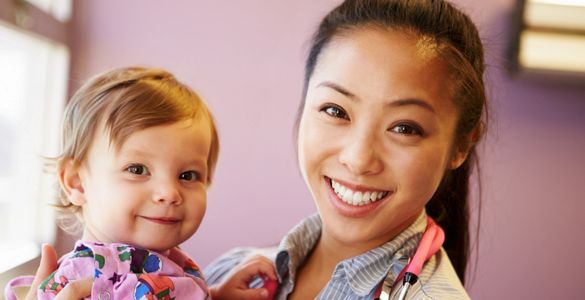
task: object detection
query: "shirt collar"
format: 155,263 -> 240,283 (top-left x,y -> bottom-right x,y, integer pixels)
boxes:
275,211 -> 427,297
275,213 -> 322,284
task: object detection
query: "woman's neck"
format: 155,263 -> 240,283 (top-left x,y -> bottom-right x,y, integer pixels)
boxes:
317,212 -> 422,262
289,237 -> 339,300
289,233 -> 382,300
323,233 -> 379,261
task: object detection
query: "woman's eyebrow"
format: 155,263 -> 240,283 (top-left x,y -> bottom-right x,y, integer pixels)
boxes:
317,81 -> 357,99
387,98 -> 436,113
317,80 -> 435,113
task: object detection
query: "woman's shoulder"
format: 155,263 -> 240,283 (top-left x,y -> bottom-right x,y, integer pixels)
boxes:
203,246 -> 279,285
411,248 -> 470,300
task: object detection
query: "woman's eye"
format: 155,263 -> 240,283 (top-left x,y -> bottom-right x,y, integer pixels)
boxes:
321,105 -> 349,120
390,123 -> 423,136
179,171 -> 200,182
126,164 -> 149,175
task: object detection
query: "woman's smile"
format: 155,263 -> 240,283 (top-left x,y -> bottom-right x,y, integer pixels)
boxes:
325,176 -> 391,218
329,177 -> 390,205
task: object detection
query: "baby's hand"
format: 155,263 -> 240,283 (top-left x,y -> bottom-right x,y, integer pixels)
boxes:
209,255 -> 278,300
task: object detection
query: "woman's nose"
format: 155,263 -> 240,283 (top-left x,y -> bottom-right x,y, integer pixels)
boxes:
338,127 -> 383,176
152,179 -> 183,205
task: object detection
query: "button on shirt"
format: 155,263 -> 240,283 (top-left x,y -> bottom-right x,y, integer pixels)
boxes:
205,212 -> 469,299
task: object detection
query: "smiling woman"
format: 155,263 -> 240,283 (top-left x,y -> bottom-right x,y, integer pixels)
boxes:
298,27 -> 466,258
205,0 -> 486,299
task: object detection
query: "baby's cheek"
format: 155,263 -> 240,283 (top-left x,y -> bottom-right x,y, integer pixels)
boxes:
185,204 -> 206,236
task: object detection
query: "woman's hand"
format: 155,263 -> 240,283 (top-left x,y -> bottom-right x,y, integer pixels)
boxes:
24,244 -> 92,300
53,277 -> 92,300
24,244 -> 58,300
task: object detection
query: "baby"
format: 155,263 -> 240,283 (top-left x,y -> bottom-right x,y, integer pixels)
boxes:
4,67 -> 275,300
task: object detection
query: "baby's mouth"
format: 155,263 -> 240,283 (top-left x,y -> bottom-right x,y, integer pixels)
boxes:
140,216 -> 181,225
329,178 -> 390,206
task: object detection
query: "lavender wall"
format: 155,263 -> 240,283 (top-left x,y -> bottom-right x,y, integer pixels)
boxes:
68,1 -> 585,299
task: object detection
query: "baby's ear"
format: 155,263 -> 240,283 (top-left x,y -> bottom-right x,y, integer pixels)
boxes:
58,158 -> 87,206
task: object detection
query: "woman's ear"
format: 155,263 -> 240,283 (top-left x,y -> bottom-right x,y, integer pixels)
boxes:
58,159 -> 86,206
450,123 -> 484,169
450,148 -> 469,170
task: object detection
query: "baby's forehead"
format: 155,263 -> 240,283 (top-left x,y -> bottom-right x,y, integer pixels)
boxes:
105,118 -> 212,158
103,115 -> 206,148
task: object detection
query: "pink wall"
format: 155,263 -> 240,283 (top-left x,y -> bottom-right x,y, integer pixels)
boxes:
68,1 -> 585,299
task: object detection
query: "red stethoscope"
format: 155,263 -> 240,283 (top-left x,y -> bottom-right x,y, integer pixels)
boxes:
373,216 -> 445,300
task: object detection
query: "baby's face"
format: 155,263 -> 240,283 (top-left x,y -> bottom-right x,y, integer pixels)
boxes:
76,118 -> 211,253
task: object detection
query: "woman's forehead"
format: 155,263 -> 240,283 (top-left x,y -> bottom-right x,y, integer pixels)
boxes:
309,27 -> 454,106
328,26 -> 439,60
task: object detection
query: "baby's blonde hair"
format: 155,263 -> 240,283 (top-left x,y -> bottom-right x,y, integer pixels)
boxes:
54,67 -> 219,234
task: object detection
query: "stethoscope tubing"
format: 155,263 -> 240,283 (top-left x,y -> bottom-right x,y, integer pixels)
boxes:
375,216 -> 445,300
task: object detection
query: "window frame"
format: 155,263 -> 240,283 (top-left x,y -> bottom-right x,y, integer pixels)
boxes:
509,0 -> 585,80
0,0 -> 71,285
0,0 -> 70,45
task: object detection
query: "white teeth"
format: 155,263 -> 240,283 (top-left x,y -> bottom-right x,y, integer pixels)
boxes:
364,192 -> 371,202
343,189 -> 353,203
353,192 -> 362,205
330,179 -> 389,206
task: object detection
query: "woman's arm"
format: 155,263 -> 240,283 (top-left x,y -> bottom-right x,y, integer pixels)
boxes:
204,247 -> 278,286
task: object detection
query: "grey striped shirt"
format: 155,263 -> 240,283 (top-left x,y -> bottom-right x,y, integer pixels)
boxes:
205,212 -> 469,299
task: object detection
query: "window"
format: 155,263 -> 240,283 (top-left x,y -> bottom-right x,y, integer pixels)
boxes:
511,0 -> 585,75
26,0 -> 72,21
0,0 -> 70,273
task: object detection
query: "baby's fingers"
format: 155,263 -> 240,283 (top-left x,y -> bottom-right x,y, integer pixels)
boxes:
240,255 -> 278,281
231,287 -> 272,300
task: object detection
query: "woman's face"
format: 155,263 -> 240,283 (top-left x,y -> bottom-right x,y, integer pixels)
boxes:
298,28 -> 468,252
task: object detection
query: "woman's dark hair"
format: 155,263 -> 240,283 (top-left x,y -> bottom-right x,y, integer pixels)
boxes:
297,0 -> 486,284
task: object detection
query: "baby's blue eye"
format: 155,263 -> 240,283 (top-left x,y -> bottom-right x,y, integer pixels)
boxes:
127,164 -> 149,175
391,124 -> 423,136
179,171 -> 200,182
